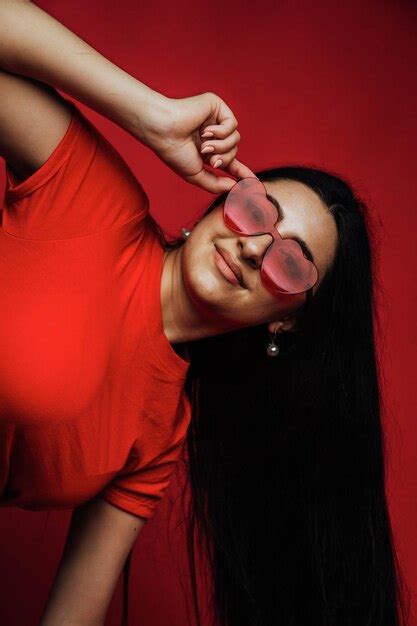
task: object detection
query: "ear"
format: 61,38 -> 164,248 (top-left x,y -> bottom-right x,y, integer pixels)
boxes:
267,314 -> 298,334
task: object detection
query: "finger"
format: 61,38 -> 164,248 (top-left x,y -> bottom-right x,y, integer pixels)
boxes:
208,146 -> 238,169
224,158 -> 258,180
201,130 -> 240,156
185,166 -> 237,194
201,98 -> 238,139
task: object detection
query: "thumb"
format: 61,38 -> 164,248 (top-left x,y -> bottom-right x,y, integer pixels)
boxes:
185,167 -> 237,194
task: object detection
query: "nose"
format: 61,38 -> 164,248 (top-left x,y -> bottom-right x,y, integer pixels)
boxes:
239,233 -> 274,269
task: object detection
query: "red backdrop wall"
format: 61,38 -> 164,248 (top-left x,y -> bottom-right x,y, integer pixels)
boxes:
1,1 -> 416,625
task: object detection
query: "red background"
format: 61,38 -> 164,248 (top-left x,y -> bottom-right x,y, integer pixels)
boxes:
0,1 -> 416,624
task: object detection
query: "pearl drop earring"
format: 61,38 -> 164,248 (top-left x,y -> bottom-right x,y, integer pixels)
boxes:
181,227 -> 192,240
266,329 -> 279,357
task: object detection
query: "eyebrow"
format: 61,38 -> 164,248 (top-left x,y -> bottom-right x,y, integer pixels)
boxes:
266,193 -> 316,265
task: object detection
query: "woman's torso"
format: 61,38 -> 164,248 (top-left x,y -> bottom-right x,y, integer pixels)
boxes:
0,103 -> 191,519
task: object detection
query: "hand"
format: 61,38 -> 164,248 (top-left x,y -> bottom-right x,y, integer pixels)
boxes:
141,92 -> 256,193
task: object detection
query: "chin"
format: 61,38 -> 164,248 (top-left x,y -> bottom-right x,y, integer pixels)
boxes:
185,265 -> 220,305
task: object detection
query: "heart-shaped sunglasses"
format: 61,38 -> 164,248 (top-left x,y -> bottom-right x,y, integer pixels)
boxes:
223,177 -> 319,302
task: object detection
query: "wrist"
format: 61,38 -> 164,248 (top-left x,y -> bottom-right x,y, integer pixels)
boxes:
126,84 -> 174,148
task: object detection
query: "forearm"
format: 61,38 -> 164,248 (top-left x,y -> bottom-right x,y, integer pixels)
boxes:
39,498 -> 145,626
0,0 -> 170,143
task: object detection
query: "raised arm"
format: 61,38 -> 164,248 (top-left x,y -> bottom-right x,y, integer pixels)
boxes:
0,0 -> 254,192
39,498 -> 145,626
0,0 -> 167,143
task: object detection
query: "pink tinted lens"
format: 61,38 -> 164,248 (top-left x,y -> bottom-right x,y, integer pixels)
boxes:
224,177 -> 277,234
261,238 -> 318,295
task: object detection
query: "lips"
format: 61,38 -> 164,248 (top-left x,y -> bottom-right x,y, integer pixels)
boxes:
215,244 -> 245,287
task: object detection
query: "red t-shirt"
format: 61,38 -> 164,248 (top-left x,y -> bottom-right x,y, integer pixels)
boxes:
0,102 -> 191,520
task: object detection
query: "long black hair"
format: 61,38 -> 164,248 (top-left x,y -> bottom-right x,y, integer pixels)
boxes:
124,166 -> 410,626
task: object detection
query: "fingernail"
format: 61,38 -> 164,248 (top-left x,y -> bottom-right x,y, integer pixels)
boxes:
213,159 -> 223,168
201,146 -> 215,154
201,131 -> 214,138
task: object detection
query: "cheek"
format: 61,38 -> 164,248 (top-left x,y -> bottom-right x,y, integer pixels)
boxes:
182,236 -> 219,299
259,290 -> 306,322
273,290 -> 305,309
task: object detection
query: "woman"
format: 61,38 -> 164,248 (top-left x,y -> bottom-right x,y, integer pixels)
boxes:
0,2 -> 408,626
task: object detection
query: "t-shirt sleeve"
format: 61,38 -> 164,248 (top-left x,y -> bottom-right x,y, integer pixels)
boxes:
2,100 -> 150,240
97,393 -> 191,520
